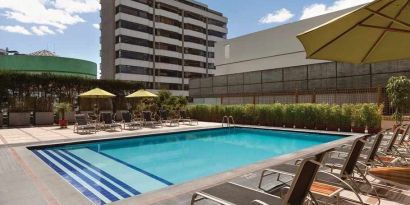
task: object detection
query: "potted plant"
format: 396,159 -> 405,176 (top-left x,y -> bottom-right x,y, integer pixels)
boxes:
34,97 -> 54,125
8,97 -> 34,127
386,76 -> 410,128
54,102 -> 72,128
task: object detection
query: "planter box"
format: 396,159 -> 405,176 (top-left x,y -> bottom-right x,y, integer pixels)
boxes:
35,112 -> 54,125
9,112 -> 31,127
0,114 -> 3,127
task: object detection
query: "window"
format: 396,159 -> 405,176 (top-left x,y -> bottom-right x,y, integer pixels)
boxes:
184,23 -> 205,33
156,43 -> 182,52
185,11 -> 204,22
208,18 -> 226,27
116,5 -> 153,20
157,3 -> 181,15
156,69 -> 182,78
116,20 -> 153,34
116,50 -> 153,61
209,30 -> 226,38
185,60 -> 206,68
156,56 -> 182,65
184,47 -> 206,57
156,16 -> 181,27
116,65 -> 153,75
156,29 -> 181,40
131,0 -> 153,6
184,35 -> 206,45
117,35 -> 153,48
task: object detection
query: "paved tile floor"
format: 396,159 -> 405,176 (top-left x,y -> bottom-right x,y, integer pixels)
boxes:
0,122 -> 220,147
0,123 -> 409,205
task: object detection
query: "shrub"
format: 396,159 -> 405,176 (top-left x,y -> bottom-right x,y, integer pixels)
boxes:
386,76 -> 410,125
187,103 -> 383,133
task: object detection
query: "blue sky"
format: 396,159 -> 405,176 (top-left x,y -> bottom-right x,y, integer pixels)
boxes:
0,0 -> 371,76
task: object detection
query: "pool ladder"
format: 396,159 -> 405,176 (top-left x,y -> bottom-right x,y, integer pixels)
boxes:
222,116 -> 235,128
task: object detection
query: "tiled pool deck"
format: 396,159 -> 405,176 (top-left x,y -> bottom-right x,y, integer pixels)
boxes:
0,123 -> 409,205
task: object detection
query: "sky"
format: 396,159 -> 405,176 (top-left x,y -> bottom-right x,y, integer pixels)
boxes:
0,0 -> 372,76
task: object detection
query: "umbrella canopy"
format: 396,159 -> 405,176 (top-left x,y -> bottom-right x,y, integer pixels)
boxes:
126,89 -> 158,98
297,0 -> 410,64
79,88 -> 116,98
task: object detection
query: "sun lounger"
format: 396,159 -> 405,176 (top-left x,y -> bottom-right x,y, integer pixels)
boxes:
121,112 -> 142,130
74,114 -> 97,134
142,111 -> 162,128
179,110 -> 198,125
259,137 -> 373,205
100,112 -> 122,131
159,110 -> 179,127
191,152 -> 327,205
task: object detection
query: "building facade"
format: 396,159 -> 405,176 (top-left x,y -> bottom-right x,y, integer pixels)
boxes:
100,0 -> 227,96
189,6 -> 410,114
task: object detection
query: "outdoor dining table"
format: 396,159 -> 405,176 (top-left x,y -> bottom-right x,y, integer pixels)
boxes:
368,167 -> 410,189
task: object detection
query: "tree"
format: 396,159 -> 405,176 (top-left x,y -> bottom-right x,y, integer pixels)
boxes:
386,76 -> 410,125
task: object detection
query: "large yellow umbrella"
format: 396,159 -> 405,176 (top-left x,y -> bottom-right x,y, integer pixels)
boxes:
126,89 -> 158,98
297,0 -> 410,64
79,88 -> 116,98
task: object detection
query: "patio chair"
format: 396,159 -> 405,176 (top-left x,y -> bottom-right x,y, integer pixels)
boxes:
159,110 -> 179,127
142,111 -> 162,128
179,110 -> 198,125
191,152 -> 327,205
258,137 -> 373,205
100,112 -> 122,132
121,111 -> 142,130
74,114 -> 97,134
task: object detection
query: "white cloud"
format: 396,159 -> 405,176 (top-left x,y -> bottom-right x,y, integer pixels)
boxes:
0,0 -> 100,34
31,25 -> 55,36
259,8 -> 294,24
53,0 -> 100,14
301,0 -> 373,20
0,25 -> 31,35
92,23 -> 100,29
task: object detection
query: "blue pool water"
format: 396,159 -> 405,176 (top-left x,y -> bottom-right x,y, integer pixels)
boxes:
32,128 -> 343,204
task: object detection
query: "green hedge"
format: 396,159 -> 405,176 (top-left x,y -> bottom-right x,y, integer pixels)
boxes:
187,103 -> 383,133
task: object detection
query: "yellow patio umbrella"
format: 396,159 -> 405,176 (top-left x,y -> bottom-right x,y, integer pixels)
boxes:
297,0 -> 410,64
79,88 -> 116,98
126,89 -> 158,98
79,88 -> 116,114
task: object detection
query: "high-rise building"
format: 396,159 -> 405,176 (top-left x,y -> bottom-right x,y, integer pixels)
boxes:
100,0 -> 227,95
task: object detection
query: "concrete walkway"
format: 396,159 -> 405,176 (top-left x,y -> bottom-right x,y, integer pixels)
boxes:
0,123 -> 408,205
0,122 -> 220,147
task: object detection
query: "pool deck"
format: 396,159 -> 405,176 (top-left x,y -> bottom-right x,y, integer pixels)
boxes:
0,123 -> 408,205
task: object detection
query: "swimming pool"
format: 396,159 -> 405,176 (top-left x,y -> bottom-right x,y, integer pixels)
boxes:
31,127 -> 344,205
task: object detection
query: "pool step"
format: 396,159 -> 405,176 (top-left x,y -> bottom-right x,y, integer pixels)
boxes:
33,149 -> 171,205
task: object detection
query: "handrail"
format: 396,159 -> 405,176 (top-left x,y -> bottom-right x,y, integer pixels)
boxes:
222,116 -> 235,128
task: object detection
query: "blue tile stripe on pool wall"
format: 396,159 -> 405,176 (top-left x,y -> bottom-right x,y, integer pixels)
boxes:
60,150 -> 141,195
32,149 -> 142,205
87,148 -> 174,186
32,150 -> 106,205
52,150 -> 131,199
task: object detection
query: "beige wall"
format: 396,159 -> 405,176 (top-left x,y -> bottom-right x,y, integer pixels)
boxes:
100,0 -> 116,80
215,6 -> 359,76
